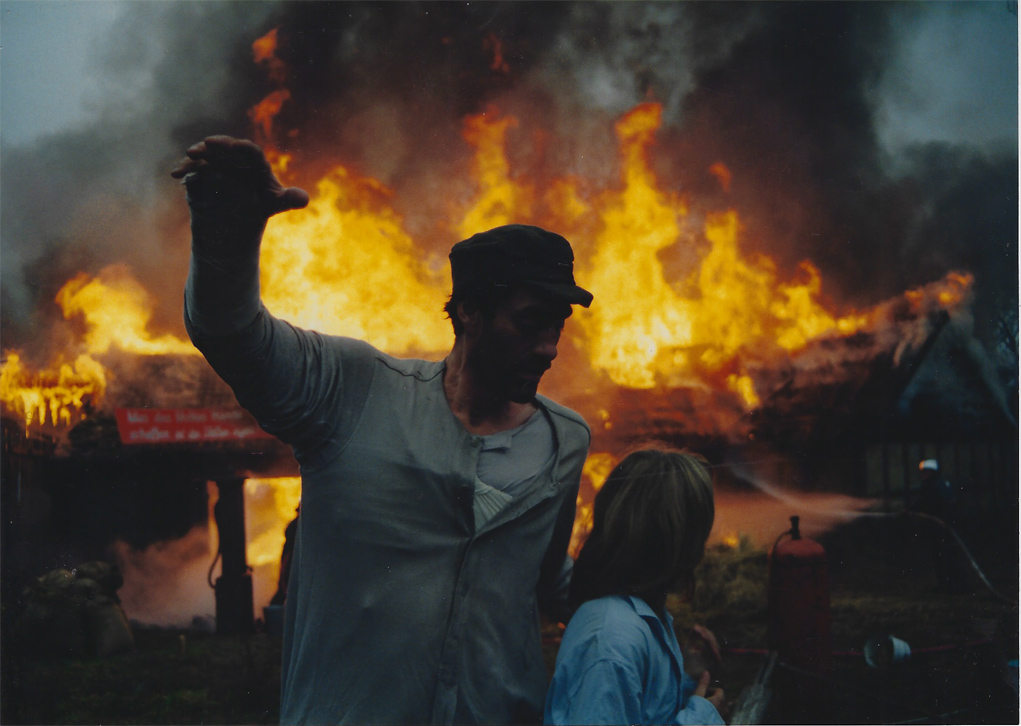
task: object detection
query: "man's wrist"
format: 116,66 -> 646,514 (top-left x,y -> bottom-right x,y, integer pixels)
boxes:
190,215 -> 267,256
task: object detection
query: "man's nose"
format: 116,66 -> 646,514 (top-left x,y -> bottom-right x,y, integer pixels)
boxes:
534,328 -> 560,362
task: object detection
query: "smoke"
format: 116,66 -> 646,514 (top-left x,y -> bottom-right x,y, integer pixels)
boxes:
1,3 -> 280,350
1,2 -> 1015,385
110,478 -> 296,627
111,523 -> 216,628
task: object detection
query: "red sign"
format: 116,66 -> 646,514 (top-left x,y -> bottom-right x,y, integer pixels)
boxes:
114,408 -> 274,445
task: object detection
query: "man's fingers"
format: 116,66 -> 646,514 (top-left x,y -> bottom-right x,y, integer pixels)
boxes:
271,187 -> 311,214
181,136 -> 266,170
173,135 -> 308,217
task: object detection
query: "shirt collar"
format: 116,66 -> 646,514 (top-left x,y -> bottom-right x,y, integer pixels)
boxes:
621,595 -> 670,627
622,596 -> 684,670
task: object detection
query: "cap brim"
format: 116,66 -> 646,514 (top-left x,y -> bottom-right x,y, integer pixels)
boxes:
530,281 -> 593,308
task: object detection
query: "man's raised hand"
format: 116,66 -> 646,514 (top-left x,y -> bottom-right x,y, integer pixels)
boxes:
171,136 -> 309,219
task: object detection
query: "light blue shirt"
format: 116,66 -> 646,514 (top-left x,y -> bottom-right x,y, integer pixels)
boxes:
184,203 -> 590,724
545,596 -> 725,725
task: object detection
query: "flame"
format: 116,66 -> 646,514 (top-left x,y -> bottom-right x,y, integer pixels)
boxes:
721,532 -> 741,549
572,103 -> 878,396
708,162 -> 732,193
258,168 -> 453,355
3,34 -> 976,441
252,28 -> 280,67
56,265 -> 198,357
244,476 -> 301,568
250,28 -> 292,172
457,108 -> 531,238
484,33 -> 510,73
0,352 -> 106,427
0,265 -> 196,427
569,452 -> 618,556
727,374 -> 761,409
249,89 -> 292,146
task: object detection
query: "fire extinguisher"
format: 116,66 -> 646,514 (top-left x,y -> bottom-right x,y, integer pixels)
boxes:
768,515 -> 832,673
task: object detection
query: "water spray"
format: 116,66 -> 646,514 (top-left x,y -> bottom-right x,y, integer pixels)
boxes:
728,462 -> 1017,606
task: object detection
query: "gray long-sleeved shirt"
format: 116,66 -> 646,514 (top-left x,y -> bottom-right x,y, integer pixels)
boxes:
183,203 -> 590,724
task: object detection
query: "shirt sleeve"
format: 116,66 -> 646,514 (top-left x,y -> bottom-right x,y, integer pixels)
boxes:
183,199 -> 372,452
674,694 -> 725,725
546,657 -> 644,726
536,484 -> 578,624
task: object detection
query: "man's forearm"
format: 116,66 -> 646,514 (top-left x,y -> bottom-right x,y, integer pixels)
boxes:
184,231 -> 264,340
182,170 -> 268,340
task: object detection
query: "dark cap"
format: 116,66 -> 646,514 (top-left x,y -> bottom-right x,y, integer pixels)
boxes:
449,225 -> 593,307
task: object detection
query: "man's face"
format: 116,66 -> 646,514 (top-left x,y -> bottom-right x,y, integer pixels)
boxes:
467,288 -> 573,404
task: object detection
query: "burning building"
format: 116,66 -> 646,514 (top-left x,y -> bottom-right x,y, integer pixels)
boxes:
1,2 -> 1016,630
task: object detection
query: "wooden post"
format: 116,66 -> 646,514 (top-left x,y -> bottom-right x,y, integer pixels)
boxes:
213,478 -> 254,635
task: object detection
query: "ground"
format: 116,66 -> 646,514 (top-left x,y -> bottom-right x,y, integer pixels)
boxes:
2,513 -> 1017,724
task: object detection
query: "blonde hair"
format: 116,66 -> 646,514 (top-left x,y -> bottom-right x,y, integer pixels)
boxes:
569,448 -> 715,612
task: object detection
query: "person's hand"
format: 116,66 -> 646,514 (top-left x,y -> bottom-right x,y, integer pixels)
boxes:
690,624 -> 723,667
695,671 -> 728,718
171,136 -> 309,221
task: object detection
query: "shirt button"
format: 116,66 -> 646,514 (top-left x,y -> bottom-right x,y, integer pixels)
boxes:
451,639 -> 459,648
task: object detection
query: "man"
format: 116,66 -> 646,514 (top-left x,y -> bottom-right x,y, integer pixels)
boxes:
910,459 -> 969,593
913,459 -> 959,525
172,136 -> 592,724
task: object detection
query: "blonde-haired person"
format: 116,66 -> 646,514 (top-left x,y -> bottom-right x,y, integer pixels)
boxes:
544,448 -> 726,725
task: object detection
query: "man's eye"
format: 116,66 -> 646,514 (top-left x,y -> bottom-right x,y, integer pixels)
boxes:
529,317 -> 565,333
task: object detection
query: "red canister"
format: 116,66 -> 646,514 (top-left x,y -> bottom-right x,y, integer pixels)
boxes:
768,515 -> 832,673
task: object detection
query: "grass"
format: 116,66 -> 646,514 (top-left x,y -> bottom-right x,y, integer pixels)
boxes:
3,628 -> 282,725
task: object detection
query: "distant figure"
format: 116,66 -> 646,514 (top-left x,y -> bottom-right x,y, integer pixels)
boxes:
545,448 -> 726,725
270,506 -> 299,607
913,459 -> 960,526
911,459 -> 970,592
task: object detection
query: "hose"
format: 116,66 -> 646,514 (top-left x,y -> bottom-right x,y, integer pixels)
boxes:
724,461 -> 1015,605
207,550 -> 221,589
891,511 -> 1018,606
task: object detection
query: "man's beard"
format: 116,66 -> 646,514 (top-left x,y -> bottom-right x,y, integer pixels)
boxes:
469,333 -> 543,405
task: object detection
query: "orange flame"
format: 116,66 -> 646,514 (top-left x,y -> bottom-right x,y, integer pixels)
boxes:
244,476 -> 301,567
252,28 -> 287,85
0,352 -> 106,427
571,104 -> 877,399
2,37 -> 975,447
252,28 -> 279,65
259,168 -> 453,355
708,162 -> 732,193
250,28 -> 292,170
458,108 -> 531,238
249,89 -> 292,147
569,452 -> 618,556
56,266 -> 198,357
484,33 -> 510,73
0,265 -> 196,427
